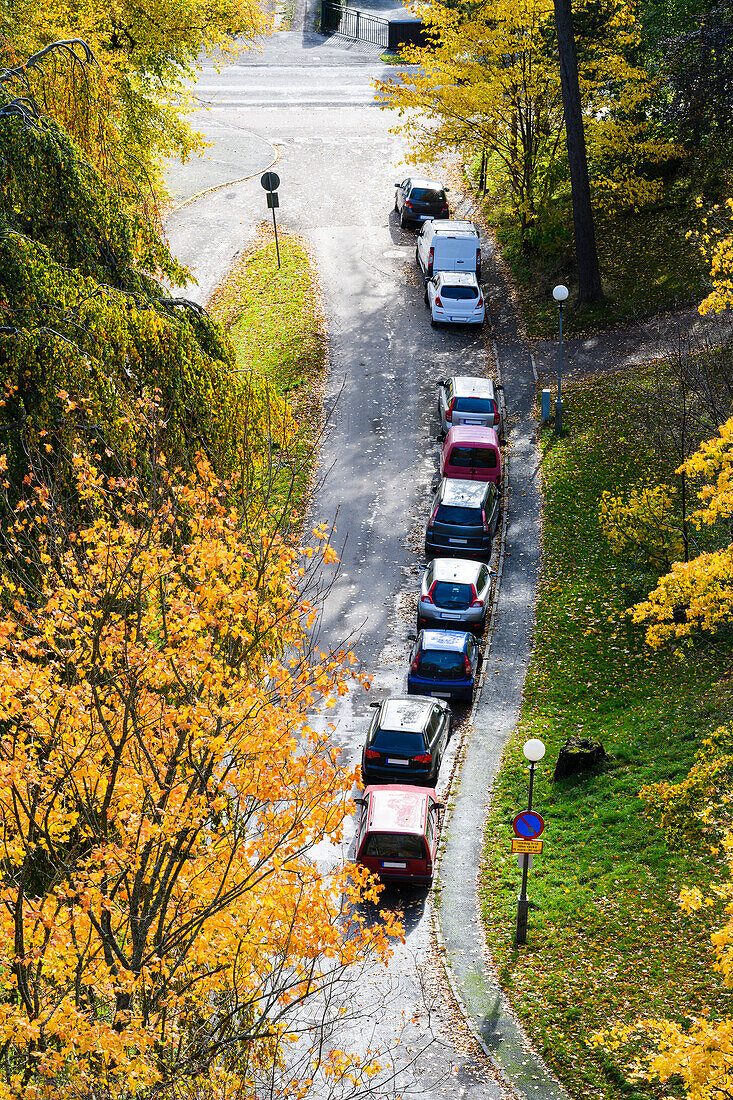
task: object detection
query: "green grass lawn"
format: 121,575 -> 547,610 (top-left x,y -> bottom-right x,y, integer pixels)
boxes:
480,369 -> 733,1100
207,229 -> 327,512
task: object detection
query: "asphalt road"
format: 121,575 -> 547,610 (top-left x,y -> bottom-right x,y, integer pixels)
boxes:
164,29 -> 518,1100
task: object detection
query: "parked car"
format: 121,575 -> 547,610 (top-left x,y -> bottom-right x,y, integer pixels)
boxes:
407,628 -> 481,702
416,219 -> 481,280
425,271 -> 484,327
417,557 -> 494,634
440,425 -> 502,489
354,783 -> 444,885
437,375 -> 503,439
394,176 -> 450,228
361,695 -> 452,787
424,478 -> 500,561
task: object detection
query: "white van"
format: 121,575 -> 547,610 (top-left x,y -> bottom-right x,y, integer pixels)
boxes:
416,219 -> 481,280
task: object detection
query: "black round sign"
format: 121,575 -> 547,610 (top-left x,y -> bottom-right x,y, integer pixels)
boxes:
260,171 -> 280,191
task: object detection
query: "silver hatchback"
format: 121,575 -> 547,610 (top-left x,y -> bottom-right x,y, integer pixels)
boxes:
417,557 -> 494,635
437,375 -> 504,441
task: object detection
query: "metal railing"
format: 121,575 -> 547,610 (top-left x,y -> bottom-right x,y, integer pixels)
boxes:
320,1 -> 389,46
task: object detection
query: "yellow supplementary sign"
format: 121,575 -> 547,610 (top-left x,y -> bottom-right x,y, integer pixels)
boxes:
511,839 -> 543,854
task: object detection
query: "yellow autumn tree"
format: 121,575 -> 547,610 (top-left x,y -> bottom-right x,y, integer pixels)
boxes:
696,197 -> 733,316
632,415 -> 733,647
0,408 -> 399,1100
376,0 -> 678,241
597,735 -> 733,1100
1,0 -> 269,195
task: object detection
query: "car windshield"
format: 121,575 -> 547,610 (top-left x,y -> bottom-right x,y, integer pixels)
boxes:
417,650 -> 466,679
454,397 -> 494,413
436,504 -> 482,525
432,581 -> 473,608
372,729 -> 427,754
410,188 -> 445,203
362,833 -> 426,859
440,286 -> 478,300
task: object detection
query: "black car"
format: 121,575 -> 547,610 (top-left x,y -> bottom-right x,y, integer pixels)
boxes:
394,176 -> 450,229
361,695 -> 452,787
425,478 -> 500,561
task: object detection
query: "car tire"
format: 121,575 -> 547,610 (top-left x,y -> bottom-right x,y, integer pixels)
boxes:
430,316 -> 438,327
400,212 -> 409,229
473,617 -> 487,636
424,287 -> 429,306
394,197 -> 399,212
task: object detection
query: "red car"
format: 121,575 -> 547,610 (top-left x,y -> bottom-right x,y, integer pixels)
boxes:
440,425 -> 502,488
354,784 -> 444,885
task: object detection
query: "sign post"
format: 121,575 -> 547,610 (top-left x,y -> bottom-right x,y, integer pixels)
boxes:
260,171 -> 281,269
513,739 -> 546,945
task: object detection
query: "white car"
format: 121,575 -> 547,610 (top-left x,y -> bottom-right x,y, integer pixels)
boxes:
425,272 -> 485,327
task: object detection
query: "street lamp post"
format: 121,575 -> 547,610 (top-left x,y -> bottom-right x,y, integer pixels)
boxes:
515,737 -> 546,945
553,284 -> 569,432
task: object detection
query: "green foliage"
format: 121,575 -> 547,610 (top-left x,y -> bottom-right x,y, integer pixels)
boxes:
479,367 -> 733,1100
0,107 -> 248,493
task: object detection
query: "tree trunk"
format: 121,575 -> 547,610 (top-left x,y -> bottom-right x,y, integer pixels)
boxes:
553,0 -> 603,305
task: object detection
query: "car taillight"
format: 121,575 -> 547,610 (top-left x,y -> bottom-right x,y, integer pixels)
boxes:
471,597 -> 484,608
426,858 -> 433,875
405,200 -> 413,209
476,247 -> 481,276
428,246 -> 434,271
435,294 -> 443,307
481,509 -> 490,532
441,204 -> 448,212
413,753 -> 432,764
464,655 -> 472,675
365,748 -> 381,759
492,402 -> 500,425
420,593 -> 434,604
446,399 -> 455,422
477,294 -> 484,308
411,654 -> 421,672
427,503 -> 439,530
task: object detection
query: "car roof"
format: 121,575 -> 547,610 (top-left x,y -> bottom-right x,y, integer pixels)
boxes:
408,176 -> 444,190
430,557 -> 483,582
379,695 -> 435,731
436,272 -> 479,286
420,629 -> 471,650
451,376 -> 496,399
445,424 -> 500,446
432,220 -> 476,235
364,784 -> 433,835
439,478 -> 490,504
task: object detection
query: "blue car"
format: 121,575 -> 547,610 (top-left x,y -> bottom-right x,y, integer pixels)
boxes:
407,629 -> 480,703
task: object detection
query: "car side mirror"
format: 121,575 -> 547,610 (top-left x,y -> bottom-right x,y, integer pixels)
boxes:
496,383 -> 505,391
436,376 -> 448,386
408,632 -> 417,641
394,182 -> 400,187
354,796 -> 366,806
369,701 -> 380,709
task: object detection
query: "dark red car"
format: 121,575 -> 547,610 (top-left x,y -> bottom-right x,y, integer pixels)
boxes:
440,424 -> 502,489
354,784 -> 444,885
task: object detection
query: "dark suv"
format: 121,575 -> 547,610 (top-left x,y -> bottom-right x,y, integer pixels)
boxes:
425,478 -> 500,561
361,695 -> 452,787
394,176 -> 450,228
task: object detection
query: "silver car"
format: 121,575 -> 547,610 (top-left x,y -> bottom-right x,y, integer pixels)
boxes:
417,557 -> 494,635
437,375 -> 504,441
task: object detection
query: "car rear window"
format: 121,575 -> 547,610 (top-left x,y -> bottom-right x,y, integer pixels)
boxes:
362,833 -> 427,859
441,286 -> 479,300
447,446 -> 497,469
473,448 -> 498,469
416,650 -> 466,678
432,581 -> 473,608
410,188 -> 445,203
454,397 -> 495,413
436,504 -> 482,525
447,446 -> 474,468
372,729 -> 427,754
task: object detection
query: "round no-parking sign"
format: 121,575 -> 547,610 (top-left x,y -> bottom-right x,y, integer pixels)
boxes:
512,810 -> 545,839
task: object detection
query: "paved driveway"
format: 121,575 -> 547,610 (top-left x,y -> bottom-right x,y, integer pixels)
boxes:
164,28 -> 537,1100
